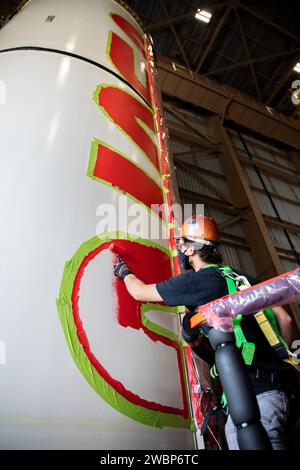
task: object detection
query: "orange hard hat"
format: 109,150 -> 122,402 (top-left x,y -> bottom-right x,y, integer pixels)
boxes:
176,215 -> 220,243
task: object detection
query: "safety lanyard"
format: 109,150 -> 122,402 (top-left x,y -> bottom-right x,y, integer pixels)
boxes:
199,264 -> 256,365
196,264 -> 300,409
218,266 -> 256,366
202,264 -> 300,373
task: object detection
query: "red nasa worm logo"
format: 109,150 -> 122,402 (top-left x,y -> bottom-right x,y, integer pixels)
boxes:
57,11 -> 192,429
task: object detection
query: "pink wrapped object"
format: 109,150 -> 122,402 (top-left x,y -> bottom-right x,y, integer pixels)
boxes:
192,268 -> 300,332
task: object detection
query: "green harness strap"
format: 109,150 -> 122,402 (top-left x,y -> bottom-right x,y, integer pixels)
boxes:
215,266 -> 291,362
200,264 -> 300,406
202,264 -> 256,407
202,264 -> 295,366
202,264 -> 256,366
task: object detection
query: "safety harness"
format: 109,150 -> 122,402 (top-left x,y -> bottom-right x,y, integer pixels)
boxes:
198,264 -> 300,374
197,264 -> 300,435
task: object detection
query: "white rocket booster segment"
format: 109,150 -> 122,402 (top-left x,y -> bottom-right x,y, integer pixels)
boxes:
0,0 -> 198,449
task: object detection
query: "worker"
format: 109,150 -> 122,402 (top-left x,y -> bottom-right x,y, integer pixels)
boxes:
114,215 -> 298,450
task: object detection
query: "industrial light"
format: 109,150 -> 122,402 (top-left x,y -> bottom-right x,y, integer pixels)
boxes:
293,62 -> 300,73
195,9 -> 212,23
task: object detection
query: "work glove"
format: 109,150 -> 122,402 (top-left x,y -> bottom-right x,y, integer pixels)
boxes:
113,256 -> 132,280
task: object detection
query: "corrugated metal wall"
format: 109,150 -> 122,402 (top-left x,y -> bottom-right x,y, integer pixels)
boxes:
229,129 -> 300,269
166,104 -> 300,278
167,106 -> 258,277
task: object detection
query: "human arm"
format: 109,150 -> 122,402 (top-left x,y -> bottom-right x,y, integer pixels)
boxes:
114,256 -> 195,305
124,274 -> 163,302
272,305 -> 293,347
113,256 -> 163,302
114,256 -> 194,305
241,271 -> 293,347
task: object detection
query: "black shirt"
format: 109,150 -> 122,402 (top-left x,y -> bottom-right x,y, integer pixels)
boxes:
156,266 -> 295,393
156,266 -> 257,312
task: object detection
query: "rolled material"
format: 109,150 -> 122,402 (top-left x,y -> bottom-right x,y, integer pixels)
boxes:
208,329 -> 271,450
193,268 -> 300,332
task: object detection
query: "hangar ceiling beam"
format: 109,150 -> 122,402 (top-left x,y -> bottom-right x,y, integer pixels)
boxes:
200,46 -> 300,77
234,8 -> 262,102
148,2 -> 227,31
194,7 -> 231,74
158,0 -> 192,74
240,4 -> 300,44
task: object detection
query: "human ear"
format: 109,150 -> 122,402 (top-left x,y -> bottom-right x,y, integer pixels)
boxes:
186,246 -> 195,256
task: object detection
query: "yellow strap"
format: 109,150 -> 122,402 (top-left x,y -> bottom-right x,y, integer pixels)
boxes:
255,312 -> 300,374
254,311 -> 281,347
193,273 -> 300,375
283,358 -> 300,374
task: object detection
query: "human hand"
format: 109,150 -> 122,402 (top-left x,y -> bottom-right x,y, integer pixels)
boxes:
113,256 -> 132,280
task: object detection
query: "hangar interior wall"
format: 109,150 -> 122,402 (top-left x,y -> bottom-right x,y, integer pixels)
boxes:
164,101 -> 300,326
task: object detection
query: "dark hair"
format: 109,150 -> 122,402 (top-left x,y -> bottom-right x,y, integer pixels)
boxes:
197,243 -> 223,264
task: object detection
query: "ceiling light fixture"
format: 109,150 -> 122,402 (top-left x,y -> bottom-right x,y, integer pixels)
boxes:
195,9 -> 212,23
293,62 -> 300,73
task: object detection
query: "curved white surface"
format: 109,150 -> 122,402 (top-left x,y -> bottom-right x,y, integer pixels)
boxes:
0,0 -> 194,450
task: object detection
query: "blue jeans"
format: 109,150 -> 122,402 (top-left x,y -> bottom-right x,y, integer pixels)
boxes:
225,389 -> 290,450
